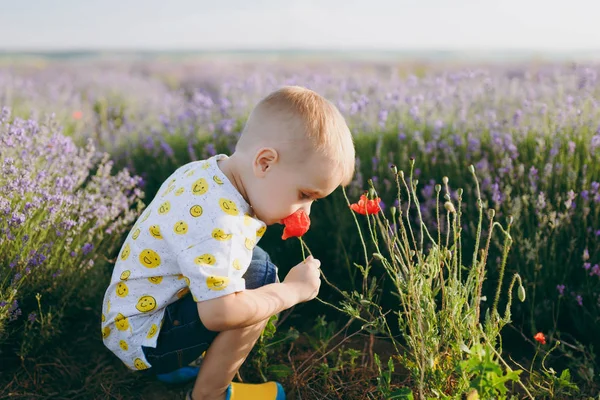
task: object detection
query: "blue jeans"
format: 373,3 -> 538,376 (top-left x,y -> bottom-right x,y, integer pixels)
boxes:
140,246 -> 278,375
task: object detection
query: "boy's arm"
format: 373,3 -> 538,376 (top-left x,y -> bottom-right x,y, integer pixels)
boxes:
196,282 -> 300,331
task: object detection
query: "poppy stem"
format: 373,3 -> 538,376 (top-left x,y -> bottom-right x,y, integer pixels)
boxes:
300,237 -> 306,260
298,237 -> 312,260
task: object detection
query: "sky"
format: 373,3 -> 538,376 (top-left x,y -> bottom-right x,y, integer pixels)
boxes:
1,0 -> 599,51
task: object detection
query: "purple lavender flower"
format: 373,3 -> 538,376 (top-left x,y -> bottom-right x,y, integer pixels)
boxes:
82,243 -> 94,255
556,284 -> 565,296
28,312 -> 37,323
576,295 -> 583,306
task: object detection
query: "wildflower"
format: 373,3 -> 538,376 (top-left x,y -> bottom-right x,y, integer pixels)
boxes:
576,295 -> 583,306
82,243 -> 94,256
350,194 -> 381,215
72,111 -> 83,120
28,312 -> 37,323
583,262 -> 591,271
534,332 -> 546,345
556,284 -> 565,296
281,209 -> 311,240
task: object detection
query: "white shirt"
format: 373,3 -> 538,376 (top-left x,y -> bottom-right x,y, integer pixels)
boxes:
101,154 -> 266,371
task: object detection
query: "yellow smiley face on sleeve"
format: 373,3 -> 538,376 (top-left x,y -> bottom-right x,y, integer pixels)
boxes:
194,253 -> 216,266
212,228 -> 232,241
219,198 -> 239,216
192,178 -> 209,195
206,276 -> 230,291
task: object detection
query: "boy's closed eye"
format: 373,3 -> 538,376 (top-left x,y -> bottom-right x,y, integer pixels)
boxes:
299,192 -> 318,202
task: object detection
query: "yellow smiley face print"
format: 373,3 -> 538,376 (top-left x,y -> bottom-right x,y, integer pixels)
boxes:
245,238 -> 256,250
102,326 -> 111,339
161,185 -> 175,197
147,323 -> 158,339
177,287 -> 190,298
201,162 -> 210,170
101,313 -> 105,322
135,295 -> 157,313
186,169 -> 195,177
233,259 -> 242,270
158,201 -> 171,215
134,358 -> 149,370
212,228 -> 232,241
190,205 -> 203,217
243,214 -> 252,226
173,220 -> 188,235
120,270 -> 130,280
149,225 -> 163,239
183,276 -> 190,286
219,198 -> 239,216
107,300 -> 111,312
115,313 -> 130,331
192,178 -> 209,195
194,253 -> 216,266
213,175 -> 224,185
120,243 -> 131,261
206,276 -> 230,291
119,340 -> 129,351
148,276 -> 163,284
175,187 -> 185,196
140,210 -> 151,222
132,228 -> 141,240
116,282 -> 129,297
256,226 -> 266,237
139,249 -> 161,268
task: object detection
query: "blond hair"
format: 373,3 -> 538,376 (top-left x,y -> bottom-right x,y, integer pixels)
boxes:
236,86 -> 355,186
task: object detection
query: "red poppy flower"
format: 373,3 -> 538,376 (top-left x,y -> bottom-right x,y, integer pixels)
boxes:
281,209 -> 311,240
534,332 -> 546,345
349,194 -> 381,215
72,111 -> 83,120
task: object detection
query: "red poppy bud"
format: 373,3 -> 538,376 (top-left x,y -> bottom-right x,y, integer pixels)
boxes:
281,209 -> 311,240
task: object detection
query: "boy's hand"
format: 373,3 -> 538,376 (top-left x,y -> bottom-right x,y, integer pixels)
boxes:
282,255 -> 321,304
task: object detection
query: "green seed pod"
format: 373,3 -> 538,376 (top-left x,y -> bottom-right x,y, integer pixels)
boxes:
390,164 -> 398,175
442,176 -> 448,185
457,188 -> 463,196
435,184 -> 441,193
373,253 -> 385,261
444,202 -> 456,213
488,209 -> 495,219
469,165 -> 475,174
518,285 -> 526,302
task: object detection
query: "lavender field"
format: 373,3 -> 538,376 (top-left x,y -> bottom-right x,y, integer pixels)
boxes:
1,59 -> 599,399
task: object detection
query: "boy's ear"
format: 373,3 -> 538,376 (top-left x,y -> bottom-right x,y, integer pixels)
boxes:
253,148 -> 278,177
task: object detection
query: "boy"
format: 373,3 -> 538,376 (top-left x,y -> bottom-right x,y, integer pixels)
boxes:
101,86 -> 355,400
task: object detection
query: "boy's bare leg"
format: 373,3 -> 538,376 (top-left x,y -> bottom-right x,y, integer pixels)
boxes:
191,318 -> 269,400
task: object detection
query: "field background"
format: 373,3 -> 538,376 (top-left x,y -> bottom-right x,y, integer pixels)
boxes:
1,49 -> 600,398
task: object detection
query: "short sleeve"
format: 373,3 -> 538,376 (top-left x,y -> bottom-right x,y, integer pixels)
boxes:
176,229 -> 254,302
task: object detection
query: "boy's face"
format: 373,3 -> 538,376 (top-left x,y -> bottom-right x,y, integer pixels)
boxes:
247,149 -> 341,226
